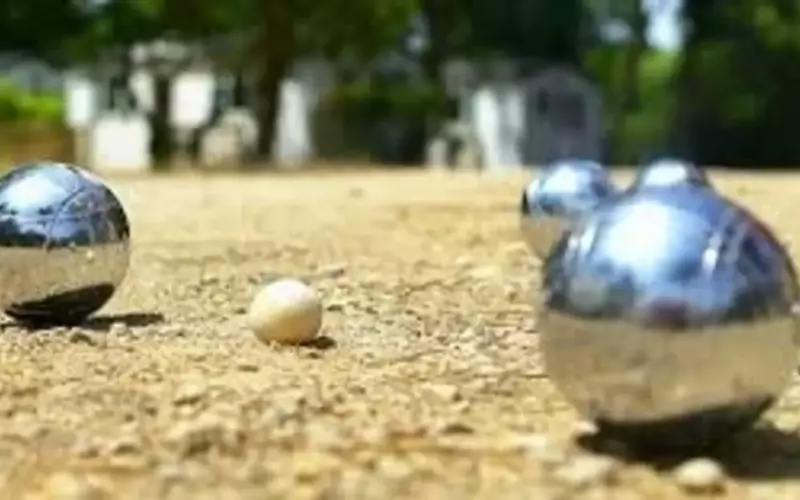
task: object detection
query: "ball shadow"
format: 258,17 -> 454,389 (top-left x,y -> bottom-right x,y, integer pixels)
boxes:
575,421 -> 800,481
82,312 -> 166,331
297,335 -> 337,350
3,311 -> 164,331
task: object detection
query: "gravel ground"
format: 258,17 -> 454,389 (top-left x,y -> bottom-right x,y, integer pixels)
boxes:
2,168 -> 800,499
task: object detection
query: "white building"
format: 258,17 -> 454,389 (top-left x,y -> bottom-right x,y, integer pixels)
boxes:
431,60 -> 604,171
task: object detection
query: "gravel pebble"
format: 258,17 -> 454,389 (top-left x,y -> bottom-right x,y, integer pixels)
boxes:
108,322 -> 130,336
518,433 -> 567,466
105,434 -> 142,455
421,383 -> 461,402
172,380 -> 209,405
42,473 -> 106,500
673,458 -> 726,494
553,455 -> 619,489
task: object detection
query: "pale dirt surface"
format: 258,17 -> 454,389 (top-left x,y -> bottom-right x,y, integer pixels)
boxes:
1,168 -> 800,499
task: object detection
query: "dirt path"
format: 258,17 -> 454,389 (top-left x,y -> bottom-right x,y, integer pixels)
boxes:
2,169 -> 800,499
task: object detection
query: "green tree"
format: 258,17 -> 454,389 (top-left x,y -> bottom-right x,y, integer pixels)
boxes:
466,0 -> 587,62
0,0 -> 416,164
416,0 -> 591,148
249,0 -> 417,160
80,0 -> 416,163
675,0 -> 800,166
0,0 -> 89,64
601,0 -> 648,163
71,0 -> 254,163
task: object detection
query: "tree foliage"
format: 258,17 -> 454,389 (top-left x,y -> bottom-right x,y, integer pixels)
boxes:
0,0 -> 89,64
675,0 -> 800,165
465,0 -> 587,62
7,0 -> 800,166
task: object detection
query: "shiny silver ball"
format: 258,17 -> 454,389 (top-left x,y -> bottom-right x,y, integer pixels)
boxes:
0,162 -> 131,325
521,159 -> 616,258
540,185 -> 798,450
631,158 -> 710,190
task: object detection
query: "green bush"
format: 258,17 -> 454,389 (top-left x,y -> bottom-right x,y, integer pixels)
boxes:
0,79 -> 64,124
328,80 -> 447,122
322,79 -> 451,163
585,47 -> 679,164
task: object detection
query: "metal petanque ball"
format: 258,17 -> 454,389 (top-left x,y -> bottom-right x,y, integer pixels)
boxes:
520,159 -> 616,259
539,185 -> 799,450
0,162 -> 131,325
631,158 -> 711,191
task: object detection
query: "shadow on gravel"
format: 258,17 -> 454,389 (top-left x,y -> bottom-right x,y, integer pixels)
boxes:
576,422 -> 800,481
297,335 -> 337,350
82,312 -> 165,331
0,311 -> 166,331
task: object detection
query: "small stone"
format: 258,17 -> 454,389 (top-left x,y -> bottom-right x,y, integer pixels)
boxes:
71,437 -> 99,458
502,242 -> 527,256
437,421 -> 473,435
464,379 -> 491,393
68,331 -> 96,346
460,327 -> 480,341
360,427 -> 389,445
105,434 -> 141,455
238,461 -> 269,483
236,361 -> 259,372
42,472 -> 105,500
165,421 -> 211,457
108,322 -> 129,336
573,420 -> 599,435
10,422 -> 45,441
172,381 -> 208,405
165,414 -> 243,457
106,455 -> 149,471
290,450 -> 338,479
518,433 -> 565,465
553,455 -> 618,489
468,265 -> 500,280
156,462 -> 187,483
378,455 -> 414,480
304,422 -> 345,449
318,263 -> 347,279
160,324 -> 186,338
325,301 -> 346,312
674,458 -> 726,494
455,255 -> 473,268
421,383 -> 461,402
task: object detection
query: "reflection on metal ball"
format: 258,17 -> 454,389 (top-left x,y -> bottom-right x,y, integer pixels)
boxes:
540,185 -> 799,450
0,162 -> 131,325
520,159 -> 616,259
631,158 -> 710,190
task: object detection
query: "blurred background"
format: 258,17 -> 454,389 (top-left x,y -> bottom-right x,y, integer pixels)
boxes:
0,0 -> 793,172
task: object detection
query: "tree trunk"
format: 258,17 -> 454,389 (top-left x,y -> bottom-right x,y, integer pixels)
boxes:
110,47 -> 135,112
233,73 -> 246,107
621,3 -> 646,112
671,0 -> 716,159
252,3 -> 295,163
150,74 -> 173,167
420,0 -> 461,131
610,0 -> 647,163
255,58 -> 292,162
420,0 -> 451,83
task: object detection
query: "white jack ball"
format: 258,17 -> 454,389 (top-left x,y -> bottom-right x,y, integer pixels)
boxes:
246,278 -> 323,345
